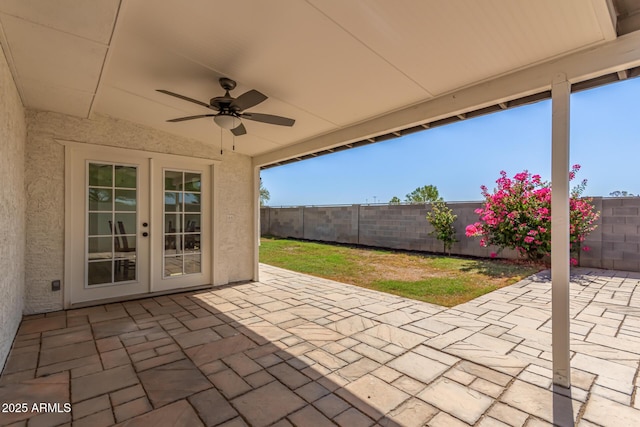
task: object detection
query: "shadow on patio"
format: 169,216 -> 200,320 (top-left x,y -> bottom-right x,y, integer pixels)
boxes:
1,264 -> 640,426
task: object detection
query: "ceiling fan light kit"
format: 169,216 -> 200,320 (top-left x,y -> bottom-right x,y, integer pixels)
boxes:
213,113 -> 240,129
158,78 -> 295,136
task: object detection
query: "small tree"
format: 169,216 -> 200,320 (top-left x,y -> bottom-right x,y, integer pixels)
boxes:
389,196 -> 401,205
466,166 -> 599,264
426,200 -> 457,255
609,190 -> 636,197
259,178 -> 270,206
405,185 -> 441,204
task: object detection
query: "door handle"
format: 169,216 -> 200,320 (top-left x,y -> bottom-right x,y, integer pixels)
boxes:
142,232 -> 149,237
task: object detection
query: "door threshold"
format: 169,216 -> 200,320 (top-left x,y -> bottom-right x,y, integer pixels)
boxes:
69,284 -> 213,309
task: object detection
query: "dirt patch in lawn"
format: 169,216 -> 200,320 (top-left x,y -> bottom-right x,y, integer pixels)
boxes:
259,237 -> 544,307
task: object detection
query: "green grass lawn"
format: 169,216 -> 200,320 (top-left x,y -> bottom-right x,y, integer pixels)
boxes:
259,237 -> 543,307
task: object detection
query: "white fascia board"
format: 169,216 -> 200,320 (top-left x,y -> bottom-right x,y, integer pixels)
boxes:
253,30 -> 640,168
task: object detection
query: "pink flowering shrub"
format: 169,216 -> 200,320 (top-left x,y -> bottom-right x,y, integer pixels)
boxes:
466,165 -> 599,264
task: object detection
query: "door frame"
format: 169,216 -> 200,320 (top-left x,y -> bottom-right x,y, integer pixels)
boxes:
62,140 -> 219,308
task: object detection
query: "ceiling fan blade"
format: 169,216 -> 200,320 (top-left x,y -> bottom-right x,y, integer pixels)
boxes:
241,112 -> 295,127
167,114 -> 216,122
157,90 -> 216,110
231,123 -> 247,136
231,89 -> 268,111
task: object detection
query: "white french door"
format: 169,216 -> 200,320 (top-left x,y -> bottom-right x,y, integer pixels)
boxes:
150,156 -> 211,292
67,145 -> 212,305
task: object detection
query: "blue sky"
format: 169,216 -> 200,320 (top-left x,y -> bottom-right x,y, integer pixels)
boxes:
261,78 -> 640,206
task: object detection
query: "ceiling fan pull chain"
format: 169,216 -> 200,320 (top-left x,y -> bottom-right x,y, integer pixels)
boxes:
220,127 -> 223,155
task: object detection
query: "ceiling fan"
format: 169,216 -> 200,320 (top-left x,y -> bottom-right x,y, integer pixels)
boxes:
157,78 -> 295,136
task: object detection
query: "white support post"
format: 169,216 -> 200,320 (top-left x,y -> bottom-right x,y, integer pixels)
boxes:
551,74 -> 571,388
253,166 -> 261,282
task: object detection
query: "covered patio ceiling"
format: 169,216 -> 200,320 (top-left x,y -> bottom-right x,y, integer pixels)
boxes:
1,0 -> 640,163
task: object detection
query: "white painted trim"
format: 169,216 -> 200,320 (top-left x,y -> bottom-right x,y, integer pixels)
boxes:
253,166 -> 260,282
148,157 -> 157,287
63,146 -> 75,309
55,139 -> 220,165
551,74 -> 571,388
253,30 -> 640,167
211,163 -> 222,286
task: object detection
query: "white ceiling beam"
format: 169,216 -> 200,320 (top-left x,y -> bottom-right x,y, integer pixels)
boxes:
617,69 -> 629,80
253,30 -> 640,167
420,123 -> 430,129
498,102 -> 508,109
457,113 -> 466,120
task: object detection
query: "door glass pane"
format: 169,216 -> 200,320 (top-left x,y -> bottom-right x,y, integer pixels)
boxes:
164,256 -> 183,276
165,213 -> 182,233
165,171 -> 183,191
89,163 -> 112,187
87,162 -> 138,286
185,214 -> 200,232
184,255 -> 201,274
88,188 -> 112,211
88,237 -> 112,260
165,235 -> 182,255
89,213 -> 112,236
164,192 -> 182,212
88,261 -> 112,286
163,170 -> 202,277
184,193 -> 201,212
184,173 -> 201,191
115,213 -> 136,236
115,166 -> 137,188
184,234 -> 200,253
115,235 -> 136,255
114,258 -> 136,282
115,189 -> 136,211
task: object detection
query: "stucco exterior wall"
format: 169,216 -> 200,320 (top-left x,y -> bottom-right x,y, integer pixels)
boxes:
218,153 -> 255,283
0,44 -> 26,370
25,111 -> 254,313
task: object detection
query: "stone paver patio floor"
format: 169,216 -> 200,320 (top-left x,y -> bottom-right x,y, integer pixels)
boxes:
2,264 -> 640,426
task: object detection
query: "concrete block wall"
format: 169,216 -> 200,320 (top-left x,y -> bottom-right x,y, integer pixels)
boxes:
266,207 -> 304,239
261,197 -> 640,272
359,204 -> 427,251
594,198 -> 640,271
261,203 -> 519,259
303,206 -> 359,244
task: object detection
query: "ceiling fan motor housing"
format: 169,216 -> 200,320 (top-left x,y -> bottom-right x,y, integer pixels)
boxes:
159,76 -> 294,136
